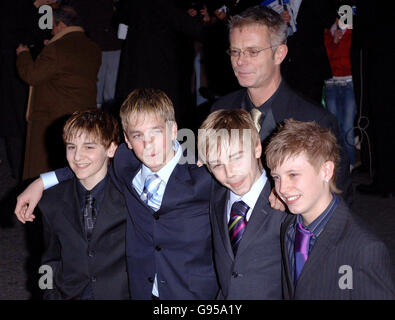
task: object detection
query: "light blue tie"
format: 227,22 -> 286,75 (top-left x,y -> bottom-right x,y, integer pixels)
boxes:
140,174 -> 162,211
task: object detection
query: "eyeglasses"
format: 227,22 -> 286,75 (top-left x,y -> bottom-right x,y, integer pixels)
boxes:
226,46 -> 279,58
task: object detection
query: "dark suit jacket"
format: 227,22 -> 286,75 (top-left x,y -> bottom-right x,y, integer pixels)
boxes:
280,200 -> 395,300
111,144 -> 219,300
211,81 -> 352,203
38,175 -> 130,300
210,178 -> 287,299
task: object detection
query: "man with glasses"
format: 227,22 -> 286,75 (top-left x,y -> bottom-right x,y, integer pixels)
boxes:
212,5 -> 352,204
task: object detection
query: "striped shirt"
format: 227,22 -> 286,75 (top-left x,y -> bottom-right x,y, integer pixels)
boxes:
285,194 -> 339,285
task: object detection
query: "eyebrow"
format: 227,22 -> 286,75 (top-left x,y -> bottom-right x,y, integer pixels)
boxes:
128,126 -> 164,134
66,141 -> 98,145
229,151 -> 243,158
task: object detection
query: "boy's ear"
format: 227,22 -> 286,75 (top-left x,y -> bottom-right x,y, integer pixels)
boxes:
322,160 -> 335,182
171,121 -> 178,141
107,142 -> 118,158
255,141 -> 262,159
123,131 -> 133,150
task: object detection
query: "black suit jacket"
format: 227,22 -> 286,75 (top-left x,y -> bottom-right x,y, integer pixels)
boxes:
212,81 -> 352,203
210,179 -> 287,299
38,175 -> 130,300
280,200 -> 395,300
112,144 -> 219,300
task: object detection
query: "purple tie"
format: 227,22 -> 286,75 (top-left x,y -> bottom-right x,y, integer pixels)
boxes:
294,222 -> 313,284
228,200 -> 249,255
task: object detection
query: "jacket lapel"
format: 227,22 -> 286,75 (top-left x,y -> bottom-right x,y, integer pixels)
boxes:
212,184 -> 234,261
280,214 -> 296,299
235,182 -> 271,257
157,163 -> 192,214
59,179 -> 85,239
296,202 -> 349,289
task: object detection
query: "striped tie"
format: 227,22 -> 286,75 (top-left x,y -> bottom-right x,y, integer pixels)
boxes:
140,174 -> 162,211
228,200 -> 250,255
294,222 -> 314,284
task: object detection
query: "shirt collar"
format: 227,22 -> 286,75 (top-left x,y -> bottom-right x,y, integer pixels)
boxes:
229,171 -> 267,210
77,173 -> 108,208
296,193 -> 339,238
141,140 -> 182,184
245,79 -> 284,113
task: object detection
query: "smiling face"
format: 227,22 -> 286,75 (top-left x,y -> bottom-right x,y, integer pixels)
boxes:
124,113 -> 177,172
229,24 -> 286,93
207,139 -> 262,196
66,132 -> 117,190
270,153 -> 334,225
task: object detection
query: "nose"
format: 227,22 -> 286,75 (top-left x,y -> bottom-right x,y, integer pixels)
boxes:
224,163 -> 235,179
74,147 -> 83,161
143,133 -> 154,149
236,52 -> 248,66
278,178 -> 289,196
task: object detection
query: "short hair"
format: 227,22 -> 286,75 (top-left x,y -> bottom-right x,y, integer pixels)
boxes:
119,88 -> 176,132
228,5 -> 288,47
198,109 -> 261,165
53,5 -> 82,27
63,109 -> 120,148
265,119 -> 341,193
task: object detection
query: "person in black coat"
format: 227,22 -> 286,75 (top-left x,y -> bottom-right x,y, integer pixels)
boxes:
115,0 -> 205,128
280,0 -> 337,104
0,0 -> 51,183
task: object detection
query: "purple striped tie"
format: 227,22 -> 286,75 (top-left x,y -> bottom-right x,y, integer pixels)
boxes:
294,222 -> 313,284
228,200 -> 249,255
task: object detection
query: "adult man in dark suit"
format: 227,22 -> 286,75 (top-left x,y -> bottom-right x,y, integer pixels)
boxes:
198,109 -> 286,299
16,5 -> 101,179
265,120 -> 394,299
211,6 -> 352,203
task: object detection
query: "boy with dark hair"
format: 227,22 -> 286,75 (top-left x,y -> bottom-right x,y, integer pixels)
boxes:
265,119 -> 395,299
39,109 -> 130,299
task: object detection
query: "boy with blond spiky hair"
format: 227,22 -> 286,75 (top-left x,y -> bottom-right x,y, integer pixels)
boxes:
198,109 -> 286,299
265,119 -> 394,300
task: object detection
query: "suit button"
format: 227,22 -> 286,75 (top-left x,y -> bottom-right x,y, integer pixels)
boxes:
148,277 -> 154,283
88,250 -> 94,257
153,213 -> 159,220
91,276 -> 97,282
232,272 -> 238,278
155,245 -> 162,251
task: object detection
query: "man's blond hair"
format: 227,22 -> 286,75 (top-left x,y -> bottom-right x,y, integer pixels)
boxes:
265,119 -> 341,193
